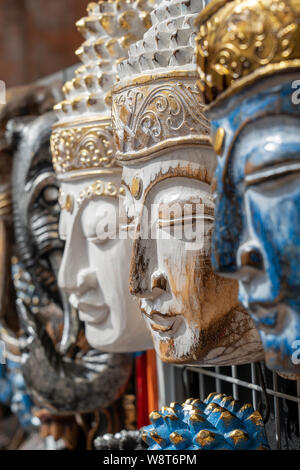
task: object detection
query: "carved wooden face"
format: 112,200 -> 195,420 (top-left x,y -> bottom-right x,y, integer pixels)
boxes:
122,146 -> 262,363
58,174 -> 152,352
210,77 -> 300,377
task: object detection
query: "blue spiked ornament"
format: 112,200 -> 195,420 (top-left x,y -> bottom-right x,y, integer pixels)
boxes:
142,393 -> 269,450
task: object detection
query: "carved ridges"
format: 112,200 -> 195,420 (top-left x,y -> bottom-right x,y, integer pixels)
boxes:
142,393 -> 269,450
54,0 -> 154,121
118,0 -> 205,79
150,0 -> 204,25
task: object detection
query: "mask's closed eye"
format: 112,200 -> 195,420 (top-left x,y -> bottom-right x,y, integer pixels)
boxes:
156,203 -> 214,242
245,161 -> 300,187
86,209 -> 118,244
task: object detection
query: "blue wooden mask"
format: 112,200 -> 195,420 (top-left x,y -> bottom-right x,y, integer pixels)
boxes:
196,0 -> 300,377
209,77 -> 300,378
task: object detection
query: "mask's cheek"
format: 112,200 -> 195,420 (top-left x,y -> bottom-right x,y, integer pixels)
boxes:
248,185 -> 300,293
162,247 -> 207,322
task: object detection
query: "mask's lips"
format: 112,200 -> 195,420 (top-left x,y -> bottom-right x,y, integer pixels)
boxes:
141,308 -> 182,335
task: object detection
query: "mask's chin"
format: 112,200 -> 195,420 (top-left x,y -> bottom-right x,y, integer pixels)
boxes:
153,318 -> 200,364
84,323 -> 123,352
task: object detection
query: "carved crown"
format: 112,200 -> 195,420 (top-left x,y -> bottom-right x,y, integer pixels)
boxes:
196,0 -> 300,106
112,0 -> 211,163
51,0 -> 154,179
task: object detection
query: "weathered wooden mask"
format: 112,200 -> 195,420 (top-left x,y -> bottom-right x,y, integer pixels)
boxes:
112,0 -> 263,364
196,0 -> 300,377
51,0 -> 153,352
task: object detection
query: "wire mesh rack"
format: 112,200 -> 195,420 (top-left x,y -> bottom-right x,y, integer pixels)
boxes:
156,360 -> 300,450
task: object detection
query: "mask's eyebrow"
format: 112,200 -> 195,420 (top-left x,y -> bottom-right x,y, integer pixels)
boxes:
242,131 -> 300,174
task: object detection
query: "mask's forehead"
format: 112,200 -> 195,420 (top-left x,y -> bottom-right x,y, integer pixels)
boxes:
59,174 -> 123,235
229,115 -> 300,185
122,146 -> 215,207
210,75 -> 300,190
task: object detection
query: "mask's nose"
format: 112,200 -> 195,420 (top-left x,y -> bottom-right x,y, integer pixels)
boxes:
129,235 -> 166,300
237,241 -> 265,282
58,239 -> 88,296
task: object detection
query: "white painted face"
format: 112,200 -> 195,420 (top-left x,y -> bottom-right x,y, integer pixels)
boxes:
122,147 -> 263,364
58,173 -> 152,352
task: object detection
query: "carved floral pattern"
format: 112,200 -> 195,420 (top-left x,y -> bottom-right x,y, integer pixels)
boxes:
51,124 -> 118,175
112,76 -> 210,160
196,0 -> 300,103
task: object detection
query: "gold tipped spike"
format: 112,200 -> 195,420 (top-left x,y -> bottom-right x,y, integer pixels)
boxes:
183,398 -> 194,405
189,413 -> 205,423
195,430 -> 216,447
87,2 -> 98,14
220,411 -> 234,422
191,398 -> 202,406
149,411 -> 162,422
99,13 -> 115,35
206,392 -> 220,401
228,429 -> 249,445
120,34 -> 136,49
106,38 -> 119,57
246,411 -> 264,427
170,401 -> 180,409
240,403 -> 253,413
141,11 -> 151,29
169,432 -> 185,445
119,10 -> 138,30
150,431 -> 165,446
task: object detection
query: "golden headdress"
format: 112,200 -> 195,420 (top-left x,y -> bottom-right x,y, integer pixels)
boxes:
51,0 -> 154,181
196,0 -> 300,107
111,0 -> 211,164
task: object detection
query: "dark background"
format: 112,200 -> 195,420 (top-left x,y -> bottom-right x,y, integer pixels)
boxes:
0,0 -> 87,88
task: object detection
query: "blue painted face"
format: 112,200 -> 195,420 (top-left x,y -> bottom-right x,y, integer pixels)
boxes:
210,76 -> 300,376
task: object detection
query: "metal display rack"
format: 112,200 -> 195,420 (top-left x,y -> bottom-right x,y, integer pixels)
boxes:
156,360 -> 300,450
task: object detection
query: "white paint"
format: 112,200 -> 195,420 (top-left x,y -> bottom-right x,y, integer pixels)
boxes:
58,174 -> 153,352
122,147 -> 264,364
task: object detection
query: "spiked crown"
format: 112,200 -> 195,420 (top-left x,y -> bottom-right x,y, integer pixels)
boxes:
51,0 -> 154,180
111,0 -> 211,164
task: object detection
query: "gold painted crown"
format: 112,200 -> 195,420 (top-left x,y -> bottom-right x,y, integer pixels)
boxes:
196,0 -> 300,107
51,0 -> 154,180
111,0 -> 211,163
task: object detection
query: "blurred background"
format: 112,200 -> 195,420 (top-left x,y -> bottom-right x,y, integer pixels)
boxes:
0,0 -> 87,88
